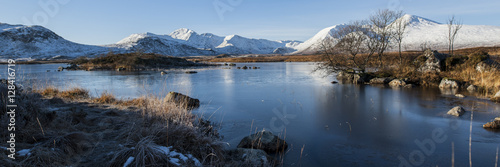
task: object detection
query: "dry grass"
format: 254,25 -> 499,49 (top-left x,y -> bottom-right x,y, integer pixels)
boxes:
0,85 -> 225,166
58,88 -> 90,100
92,91 -> 117,104
109,137 -> 174,167
35,86 -> 90,100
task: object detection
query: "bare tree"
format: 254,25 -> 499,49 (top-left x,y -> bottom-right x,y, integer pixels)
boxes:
317,21 -> 374,74
368,9 -> 401,67
392,11 -> 407,65
447,15 -> 463,56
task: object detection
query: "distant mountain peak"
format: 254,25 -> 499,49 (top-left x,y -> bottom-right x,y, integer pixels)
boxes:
398,14 -> 441,26
169,28 -> 197,40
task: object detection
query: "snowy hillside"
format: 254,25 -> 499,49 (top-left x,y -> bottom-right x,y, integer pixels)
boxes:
0,23 -> 119,60
293,14 -> 500,54
398,14 -> 500,51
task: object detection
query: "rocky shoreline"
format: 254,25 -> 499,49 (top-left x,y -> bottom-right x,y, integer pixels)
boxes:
334,49 -> 500,129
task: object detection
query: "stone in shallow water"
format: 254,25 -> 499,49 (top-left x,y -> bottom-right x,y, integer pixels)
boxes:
447,106 -> 466,117
237,130 -> 288,154
439,78 -> 460,89
165,92 -> 200,109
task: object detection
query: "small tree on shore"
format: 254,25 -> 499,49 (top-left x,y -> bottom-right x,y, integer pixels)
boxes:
317,21 -> 372,74
447,15 -> 463,56
392,12 -> 408,65
368,9 -> 402,68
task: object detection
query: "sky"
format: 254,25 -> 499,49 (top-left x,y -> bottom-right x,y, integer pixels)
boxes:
0,0 -> 499,45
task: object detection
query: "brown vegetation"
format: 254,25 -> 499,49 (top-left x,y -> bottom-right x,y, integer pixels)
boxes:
71,52 -> 203,71
0,84 -> 224,166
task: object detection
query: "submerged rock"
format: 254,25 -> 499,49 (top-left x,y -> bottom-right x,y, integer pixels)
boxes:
439,78 -> 460,89
237,130 -> 288,154
447,106 -> 466,117
185,71 -> 197,74
165,92 -> 200,109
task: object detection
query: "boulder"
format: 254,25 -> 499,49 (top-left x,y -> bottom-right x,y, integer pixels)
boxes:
242,66 -> 248,70
455,94 -> 465,98
229,63 -> 236,66
389,79 -> 406,88
237,130 -> 288,154
417,49 -> 448,73
58,66 -> 64,72
161,71 -> 167,75
369,78 -> 391,85
439,78 -> 460,89
116,67 -> 126,71
492,91 -> 500,103
165,92 -> 200,109
467,85 -> 478,92
447,106 -> 466,117
225,148 -> 273,167
476,59 -> 500,73
337,71 -> 367,84
483,117 -> 500,129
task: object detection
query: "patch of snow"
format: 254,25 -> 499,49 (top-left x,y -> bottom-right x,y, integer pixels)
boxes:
18,149 -> 31,157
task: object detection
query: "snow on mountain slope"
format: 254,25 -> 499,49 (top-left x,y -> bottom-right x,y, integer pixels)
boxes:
292,24 -> 348,54
114,28 -> 302,56
0,23 -> 118,60
293,15 -> 500,54
399,15 -> 500,50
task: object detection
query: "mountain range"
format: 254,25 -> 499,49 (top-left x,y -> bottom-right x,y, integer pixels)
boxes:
1,14 -> 500,60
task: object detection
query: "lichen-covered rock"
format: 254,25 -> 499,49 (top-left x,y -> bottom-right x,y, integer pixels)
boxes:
439,78 -> 460,89
237,130 -> 287,154
447,106 -> 466,117
389,79 -> 406,88
483,118 -> 500,129
417,49 -> 447,73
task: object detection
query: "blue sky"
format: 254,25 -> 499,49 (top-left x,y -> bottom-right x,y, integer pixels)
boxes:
1,0 -> 499,45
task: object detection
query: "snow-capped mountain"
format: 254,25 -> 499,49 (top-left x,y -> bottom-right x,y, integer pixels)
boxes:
292,14 -> 500,54
398,14 -> 500,51
2,14 -> 500,60
0,23 -> 119,60
113,28 -> 302,56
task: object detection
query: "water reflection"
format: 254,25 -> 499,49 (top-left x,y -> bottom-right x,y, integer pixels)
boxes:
2,62 -> 500,166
